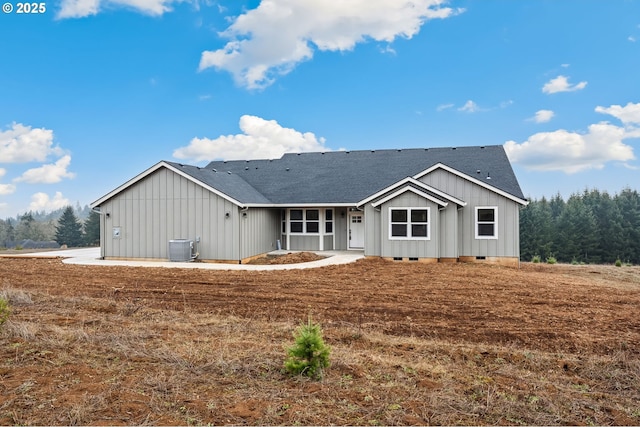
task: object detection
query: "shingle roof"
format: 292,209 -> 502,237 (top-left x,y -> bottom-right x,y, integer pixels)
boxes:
164,161 -> 272,204
194,145 -> 525,204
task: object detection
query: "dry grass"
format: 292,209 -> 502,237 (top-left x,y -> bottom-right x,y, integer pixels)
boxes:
1,283 -> 639,426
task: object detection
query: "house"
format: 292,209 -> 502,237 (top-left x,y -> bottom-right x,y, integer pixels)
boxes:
90,145 -> 528,265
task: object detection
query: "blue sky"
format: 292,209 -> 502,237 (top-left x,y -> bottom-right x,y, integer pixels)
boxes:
1,0 -> 639,217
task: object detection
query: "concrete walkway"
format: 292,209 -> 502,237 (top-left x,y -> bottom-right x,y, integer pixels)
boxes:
2,247 -> 365,271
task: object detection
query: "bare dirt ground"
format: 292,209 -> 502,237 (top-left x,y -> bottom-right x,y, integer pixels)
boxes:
246,251 -> 327,264
1,257 -> 639,425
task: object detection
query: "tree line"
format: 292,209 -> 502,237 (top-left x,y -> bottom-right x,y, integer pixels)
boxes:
520,188 -> 640,264
0,206 -> 100,248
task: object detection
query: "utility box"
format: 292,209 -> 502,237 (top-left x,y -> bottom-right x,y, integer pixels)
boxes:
168,239 -> 194,262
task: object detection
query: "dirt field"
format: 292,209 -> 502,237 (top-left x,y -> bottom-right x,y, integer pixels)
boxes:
1,256 -> 639,425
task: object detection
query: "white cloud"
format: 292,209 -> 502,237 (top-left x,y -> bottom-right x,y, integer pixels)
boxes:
504,122 -> 635,174
436,103 -> 454,112
439,100 -> 510,113
57,0 -> 174,18
199,0 -> 464,89
542,75 -> 588,94
530,109 -> 555,123
0,169 -> 16,195
595,102 -> 640,125
173,115 -> 329,162
28,192 -> 71,212
458,100 -> 480,113
14,155 -> 76,184
0,123 -> 62,163
506,102 -> 640,173
0,183 -> 16,195
57,0 -> 100,17
378,44 -> 397,55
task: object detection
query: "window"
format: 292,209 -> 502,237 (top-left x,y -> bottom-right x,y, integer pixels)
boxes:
475,206 -> 498,239
287,208 -> 329,234
325,209 -> 333,233
290,209 -> 304,233
306,209 -> 319,233
389,208 -> 429,240
390,209 -> 407,237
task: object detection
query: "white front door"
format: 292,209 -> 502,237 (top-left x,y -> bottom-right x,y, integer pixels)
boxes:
348,212 -> 364,249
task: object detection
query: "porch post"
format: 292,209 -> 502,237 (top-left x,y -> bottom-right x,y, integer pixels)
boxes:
286,209 -> 291,250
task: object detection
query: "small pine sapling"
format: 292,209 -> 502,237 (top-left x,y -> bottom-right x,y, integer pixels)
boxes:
0,297 -> 10,328
284,316 -> 330,380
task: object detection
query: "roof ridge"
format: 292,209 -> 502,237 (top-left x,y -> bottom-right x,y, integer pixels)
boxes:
203,145 -> 505,166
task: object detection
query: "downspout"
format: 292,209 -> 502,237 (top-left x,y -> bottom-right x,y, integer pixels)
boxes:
239,206 -> 248,264
238,207 -> 242,264
438,206 -> 446,261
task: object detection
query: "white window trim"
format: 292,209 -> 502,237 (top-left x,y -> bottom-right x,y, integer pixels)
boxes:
388,207 -> 430,240
324,208 -> 334,235
475,206 -> 498,239
287,208 -> 334,235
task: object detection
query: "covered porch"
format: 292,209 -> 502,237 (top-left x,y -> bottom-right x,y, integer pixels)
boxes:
279,207 -> 365,252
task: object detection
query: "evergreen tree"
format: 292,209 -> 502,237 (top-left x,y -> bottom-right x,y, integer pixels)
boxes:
14,212 -> 49,241
535,197 -> 554,259
519,200 -> 535,261
284,316 -> 331,379
549,192 -> 565,221
83,210 -> 101,246
5,219 -> 15,242
15,213 -> 34,240
0,220 -> 5,247
520,197 -> 554,261
584,190 -> 624,263
55,206 -> 83,247
616,188 -> 640,264
556,194 -> 598,263
548,193 -> 565,257
520,189 -> 640,265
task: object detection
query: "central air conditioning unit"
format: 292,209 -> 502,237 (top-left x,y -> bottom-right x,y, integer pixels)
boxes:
168,239 -> 195,262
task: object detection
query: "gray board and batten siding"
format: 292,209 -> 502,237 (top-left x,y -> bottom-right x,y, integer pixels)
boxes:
418,167 -> 521,259
91,145 -> 527,263
97,166 -> 280,262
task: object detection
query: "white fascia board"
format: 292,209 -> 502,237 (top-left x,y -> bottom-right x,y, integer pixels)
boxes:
414,163 -> 529,206
90,161 -> 245,208
371,186 -> 448,208
357,177 -> 465,207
